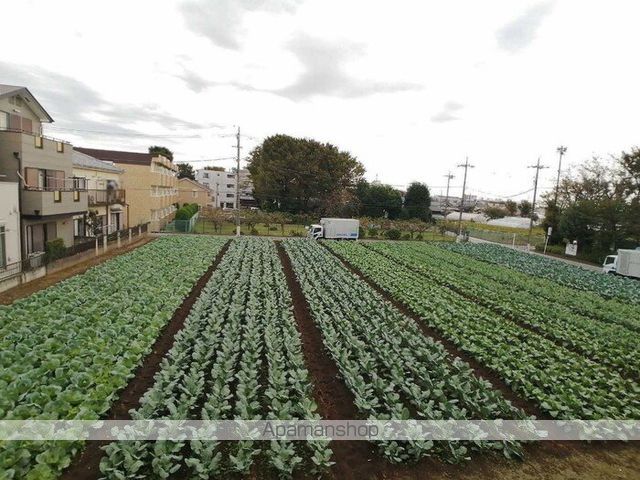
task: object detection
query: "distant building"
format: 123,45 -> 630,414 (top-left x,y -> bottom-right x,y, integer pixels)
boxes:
177,177 -> 212,208
76,147 -> 178,231
430,194 -> 478,215
0,85 -> 88,257
196,167 -> 238,209
72,149 -> 127,236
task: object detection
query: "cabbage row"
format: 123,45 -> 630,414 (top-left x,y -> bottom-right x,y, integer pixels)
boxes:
283,239 -> 527,464
100,238 -> 332,479
0,235 -> 226,480
439,242 -> 640,305
365,242 -> 639,379
428,243 -> 640,333
327,241 -> 640,420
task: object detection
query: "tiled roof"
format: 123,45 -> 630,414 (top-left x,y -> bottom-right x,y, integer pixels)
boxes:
75,147 -> 155,166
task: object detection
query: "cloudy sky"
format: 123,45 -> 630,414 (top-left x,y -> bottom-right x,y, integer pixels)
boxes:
2,0 -> 639,200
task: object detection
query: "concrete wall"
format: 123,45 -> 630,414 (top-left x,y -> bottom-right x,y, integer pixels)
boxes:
0,182 -> 21,266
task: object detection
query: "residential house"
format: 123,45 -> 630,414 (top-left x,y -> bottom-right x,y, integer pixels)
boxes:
75,147 -> 178,231
0,85 -> 88,257
238,168 -> 257,208
72,149 -> 127,237
195,167 -> 237,209
177,177 -> 212,208
0,182 -> 21,273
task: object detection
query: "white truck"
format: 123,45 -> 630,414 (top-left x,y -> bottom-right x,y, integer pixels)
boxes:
308,218 -> 359,240
602,248 -> 640,279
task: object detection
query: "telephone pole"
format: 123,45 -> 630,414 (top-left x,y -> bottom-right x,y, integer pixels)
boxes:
553,146 -> 567,205
457,158 -> 474,236
443,172 -> 455,219
235,126 -> 241,236
527,157 -> 548,248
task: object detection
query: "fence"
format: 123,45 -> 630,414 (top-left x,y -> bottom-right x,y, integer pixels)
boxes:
0,253 -> 45,282
161,212 -> 200,233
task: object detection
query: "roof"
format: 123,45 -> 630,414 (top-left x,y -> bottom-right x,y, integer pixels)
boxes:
178,177 -> 211,191
0,84 -> 54,123
72,149 -> 123,174
75,147 -> 156,166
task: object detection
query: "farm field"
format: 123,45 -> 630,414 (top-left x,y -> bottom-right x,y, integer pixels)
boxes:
0,236 -> 638,479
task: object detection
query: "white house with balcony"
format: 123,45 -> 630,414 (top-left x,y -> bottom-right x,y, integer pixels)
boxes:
0,85 -> 88,257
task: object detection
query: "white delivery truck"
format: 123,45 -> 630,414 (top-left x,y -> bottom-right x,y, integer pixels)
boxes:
308,218 -> 359,240
602,248 -> 640,279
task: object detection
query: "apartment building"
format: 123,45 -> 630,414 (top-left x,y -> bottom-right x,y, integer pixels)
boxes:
195,167 -> 237,209
0,85 -> 88,256
177,177 -> 212,208
72,149 -> 127,236
76,147 -> 178,231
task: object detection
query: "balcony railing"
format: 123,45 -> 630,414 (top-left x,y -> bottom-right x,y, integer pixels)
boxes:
87,189 -> 126,206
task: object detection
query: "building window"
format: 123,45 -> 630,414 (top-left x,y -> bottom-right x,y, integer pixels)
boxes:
203,173 -> 209,178
0,111 -> 8,130
226,184 -> 234,188
192,191 -> 197,198
54,190 -> 62,202
73,190 -> 80,202
226,193 -> 234,198
56,142 -> 64,153
35,136 -> 43,148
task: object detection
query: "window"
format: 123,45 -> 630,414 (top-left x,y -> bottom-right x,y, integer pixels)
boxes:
9,114 -> 21,130
227,184 -> 234,188
203,172 -> 209,179
22,118 -> 33,134
0,111 -> 8,130
227,174 -> 234,179
225,202 -> 234,208
34,136 -> 43,148
192,191 -> 197,198
226,193 -> 234,198
56,141 -> 64,153
53,191 -> 62,202
73,190 -> 80,202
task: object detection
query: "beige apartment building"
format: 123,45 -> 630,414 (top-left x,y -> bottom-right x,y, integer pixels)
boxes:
72,149 -> 127,236
76,147 -> 178,231
177,177 -> 212,208
0,85 -> 88,257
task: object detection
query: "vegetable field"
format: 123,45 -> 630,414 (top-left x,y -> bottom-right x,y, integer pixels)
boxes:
0,235 -> 638,480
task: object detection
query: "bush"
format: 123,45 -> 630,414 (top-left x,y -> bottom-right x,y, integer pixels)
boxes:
402,233 -> 411,240
416,233 -> 424,241
45,238 -> 66,261
367,228 -> 378,238
359,227 -> 366,239
250,228 -> 259,236
269,226 -> 277,231
385,229 -> 401,240
289,231 -> 302,237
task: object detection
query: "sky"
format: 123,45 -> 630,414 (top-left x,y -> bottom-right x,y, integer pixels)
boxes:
2,0 -> 639,200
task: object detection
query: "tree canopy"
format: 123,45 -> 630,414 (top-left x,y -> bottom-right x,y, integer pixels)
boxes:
356,181 -> 403,219
177,163 -> 195,180
148,145 -> 173,161
247,134 -> 364,214
402,182 -> 432,221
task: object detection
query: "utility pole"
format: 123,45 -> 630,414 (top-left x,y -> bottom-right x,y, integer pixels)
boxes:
235,126 -> 241,236
553,146 -> 567,205
443,172 -> 454,220
457,157 -> 474,236
527,157 -> 548,249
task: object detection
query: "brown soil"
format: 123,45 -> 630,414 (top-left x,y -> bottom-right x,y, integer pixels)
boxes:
321,243 -> 548,420
59,240 -> 231,480
0,236 -> 153,305
275,242 -> 383,480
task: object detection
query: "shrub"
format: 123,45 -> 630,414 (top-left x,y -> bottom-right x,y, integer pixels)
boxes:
250,228 -> 259,236
416,233 -> 424,241
367,228 -> 378,238
358,227 -> 366,239
269,226 -> 277,231
45,238 -> 66,261
385,229 -> 401,240
289,231 -> 302,237
402,233 -> 411,240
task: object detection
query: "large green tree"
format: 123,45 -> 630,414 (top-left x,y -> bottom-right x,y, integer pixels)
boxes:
356,181 -> 403,219
247,134 -> 364,214
402,182 -> 431,221
177,163 -> 195,180
148,145 -> 174,161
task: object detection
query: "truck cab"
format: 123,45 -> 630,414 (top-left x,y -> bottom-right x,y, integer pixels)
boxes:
602,255 -> 617,274
308,224 -> 323,240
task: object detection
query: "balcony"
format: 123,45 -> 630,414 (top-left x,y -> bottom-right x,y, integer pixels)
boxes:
87,189 -> 126,206
22,188 -> 88,217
